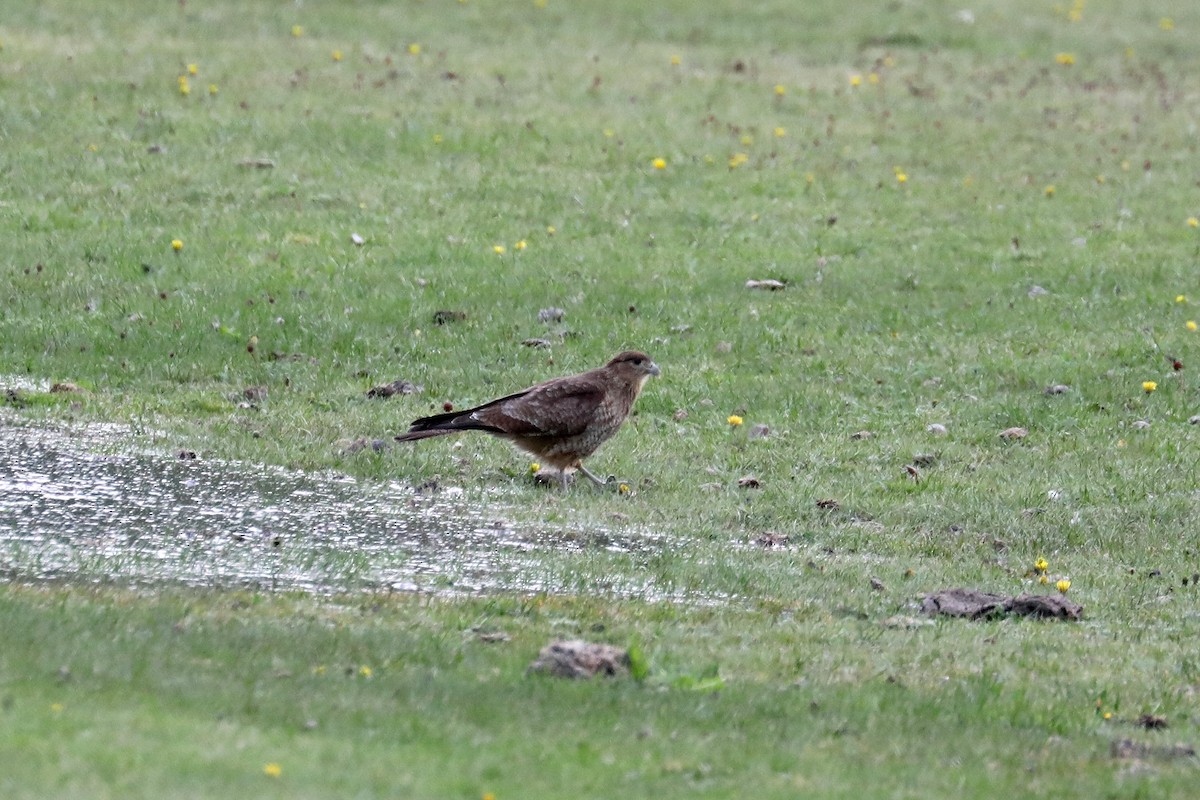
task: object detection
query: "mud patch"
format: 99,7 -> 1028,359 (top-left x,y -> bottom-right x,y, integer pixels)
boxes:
0,416 -> 678,598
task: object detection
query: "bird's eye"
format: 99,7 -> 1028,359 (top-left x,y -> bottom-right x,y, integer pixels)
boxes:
632,357 -> 643,365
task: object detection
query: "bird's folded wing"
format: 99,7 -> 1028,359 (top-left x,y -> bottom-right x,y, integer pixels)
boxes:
472,378 -> 604,438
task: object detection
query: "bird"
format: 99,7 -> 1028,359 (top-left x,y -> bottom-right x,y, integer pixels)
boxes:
395,351 -> 660,487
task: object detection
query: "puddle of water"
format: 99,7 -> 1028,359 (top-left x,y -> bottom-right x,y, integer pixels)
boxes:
0,416 -> 677,597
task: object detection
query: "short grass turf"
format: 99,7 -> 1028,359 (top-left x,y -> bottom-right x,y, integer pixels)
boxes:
3,0 -> 1200,797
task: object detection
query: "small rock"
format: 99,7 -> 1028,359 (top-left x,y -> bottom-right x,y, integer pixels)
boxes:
754,532 -> 789,547
1045,384 -> 1070,395
521,338 -> 552,349
1132,419 -> 1151,430
816,498 -> 841,511
527,640 -> 630,679
747,423 -> 770,439
537,307 -> 565,323
1189,415 -> 1200,425
672,408 -> 689,421
237,158 -> 276,169
350,232 -> 365,246
177,450 -> 197,460
926,423 -> 948,436
999,426 -> 1028,440
715,341 -> 732,353
243,385 -> 268,402
850,430 -> 872,440
912,453 -> 938,467
50,382 -> 82,393
869,576 -> 885,592
1027,285 -> 1049,298
737,475 -> 761,489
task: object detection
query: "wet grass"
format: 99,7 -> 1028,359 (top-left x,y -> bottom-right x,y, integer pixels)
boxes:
4,583 -> 1200,799
3,0 -> 1200,796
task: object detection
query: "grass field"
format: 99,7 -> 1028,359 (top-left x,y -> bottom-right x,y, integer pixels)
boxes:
3,0 -> 1200,797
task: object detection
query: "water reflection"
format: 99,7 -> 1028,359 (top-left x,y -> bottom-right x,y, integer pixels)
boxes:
0,418 -> 666,596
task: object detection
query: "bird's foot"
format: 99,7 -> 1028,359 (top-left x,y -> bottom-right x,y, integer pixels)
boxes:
578,466 -> 633,493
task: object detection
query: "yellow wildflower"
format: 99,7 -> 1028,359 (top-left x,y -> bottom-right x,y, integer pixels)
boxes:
1055,53 -> 1075,66
1187,321 -> 1197,332
1142,381 -> 1157,393
187,63 -> 198,76
208,84 -> 218,95
492,244 -> 505,255
1044,185 -> 1055,197
727,415 -> 744,427
1103,712 -> 1113,720
1160,17 -> 1174,31
546,226 -> 556,235
773,127 -> 786,138
740,134 -> 753,146
264,763 -> 282,778
728,152 -> 748,169
291,25 -> 304,38
514,240 -> 527,250
408,43 -> 421,55
670,54 -> 681,66
50,703 -> 64,713
1056,579 -> 1071,594
358,665 -> 373,678
171,239 -> 183,252
774,84 -> 786,96
895,170 -> 908,184
177,75 -> 190,95
432,134 -> 442,144
1035,557 -> 1048,573
529,462 -> 540,474
867,72 -> 880,85
652,157 -> 666,170
849,74 -> 862,87
1188,217 -> 1199,228
618,483 -> 631,495
332,49 -> 343,62
1176,294 -> 1187,303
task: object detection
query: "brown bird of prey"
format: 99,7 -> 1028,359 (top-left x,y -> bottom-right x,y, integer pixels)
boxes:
395,351 -> 660,487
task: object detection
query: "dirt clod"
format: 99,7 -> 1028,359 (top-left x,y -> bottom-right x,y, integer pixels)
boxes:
527,640 -> 630,679
366,380 -> 421,398
1137,714 -> 1169,730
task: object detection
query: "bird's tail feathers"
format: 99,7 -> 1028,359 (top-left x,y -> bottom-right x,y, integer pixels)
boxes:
394,428 -> 461,443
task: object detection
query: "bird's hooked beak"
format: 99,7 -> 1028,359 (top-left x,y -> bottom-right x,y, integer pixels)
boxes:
647,360 -> 661,377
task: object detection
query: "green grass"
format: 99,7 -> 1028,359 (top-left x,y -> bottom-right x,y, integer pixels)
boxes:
3,0 -> 1200,796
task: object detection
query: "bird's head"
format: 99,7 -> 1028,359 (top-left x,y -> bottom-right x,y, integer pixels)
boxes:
607,350 -> 660,390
